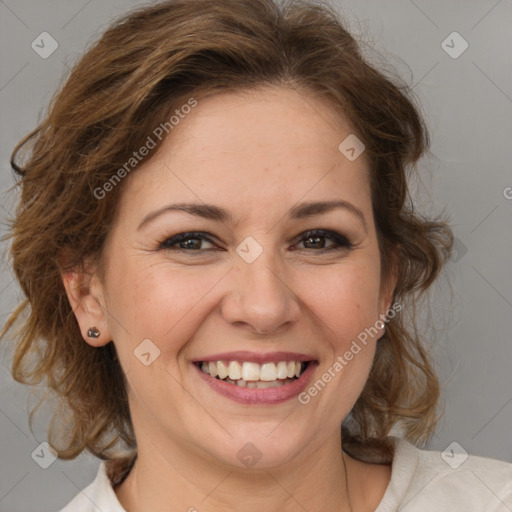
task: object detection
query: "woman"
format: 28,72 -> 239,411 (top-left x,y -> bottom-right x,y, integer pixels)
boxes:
2,0 -> 511,510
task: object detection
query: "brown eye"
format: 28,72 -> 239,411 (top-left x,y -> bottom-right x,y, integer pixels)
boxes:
294,230 -> 353,252
159,232 -> 217,252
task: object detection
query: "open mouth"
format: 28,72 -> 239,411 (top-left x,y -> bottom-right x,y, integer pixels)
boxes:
195,360 -> 310,389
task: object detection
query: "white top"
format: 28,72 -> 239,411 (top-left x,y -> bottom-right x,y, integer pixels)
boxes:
58,436 -> 512,511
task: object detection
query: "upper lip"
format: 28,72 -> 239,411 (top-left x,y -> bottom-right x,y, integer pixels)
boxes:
191,351 -> 317,364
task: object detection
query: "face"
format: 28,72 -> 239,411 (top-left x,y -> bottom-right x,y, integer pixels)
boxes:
66,86 -> 396,473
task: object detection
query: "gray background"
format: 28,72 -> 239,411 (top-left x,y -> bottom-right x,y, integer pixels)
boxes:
0,0 -> 511,511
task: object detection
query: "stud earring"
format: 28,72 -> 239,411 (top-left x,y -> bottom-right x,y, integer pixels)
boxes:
87,327 -> 100,338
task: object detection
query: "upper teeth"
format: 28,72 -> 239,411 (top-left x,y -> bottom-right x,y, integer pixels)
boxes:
201,361 -> 303,381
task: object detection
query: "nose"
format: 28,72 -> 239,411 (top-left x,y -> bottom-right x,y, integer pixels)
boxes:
220,253 -> 301,337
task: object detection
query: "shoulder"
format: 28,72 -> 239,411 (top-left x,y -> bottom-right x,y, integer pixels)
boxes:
57,477 -> 97,512
58,462 -> 126,512
377,436 -> 512,511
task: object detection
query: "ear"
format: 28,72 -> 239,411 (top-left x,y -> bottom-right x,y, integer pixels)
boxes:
377,247 -> 400,323
60,254 -> 112,347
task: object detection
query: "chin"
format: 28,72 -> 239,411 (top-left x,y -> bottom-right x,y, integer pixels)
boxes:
199,423 -> 310,471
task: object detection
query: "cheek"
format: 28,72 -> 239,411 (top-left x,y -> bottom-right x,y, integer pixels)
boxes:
293,261 -> 382,424
299,260 -> 382,346
296,258 -> 383,402
105,256 -> 229,354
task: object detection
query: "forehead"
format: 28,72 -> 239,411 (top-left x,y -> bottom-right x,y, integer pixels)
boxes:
116,86 -> 371,227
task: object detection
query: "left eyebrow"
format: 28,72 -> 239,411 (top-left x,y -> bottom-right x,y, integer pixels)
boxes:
289,200 -> 367,233
137,199 -> 367,233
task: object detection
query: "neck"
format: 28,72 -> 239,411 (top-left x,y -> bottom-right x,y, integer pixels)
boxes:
115,432 -> 354,512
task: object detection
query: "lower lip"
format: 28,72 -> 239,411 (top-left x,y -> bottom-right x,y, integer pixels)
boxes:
194,362 -> 317,405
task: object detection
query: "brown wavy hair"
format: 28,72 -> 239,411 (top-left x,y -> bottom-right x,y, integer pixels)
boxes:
1,0 -> 453,469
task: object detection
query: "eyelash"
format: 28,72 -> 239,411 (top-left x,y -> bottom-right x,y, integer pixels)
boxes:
158,229 -> 354,254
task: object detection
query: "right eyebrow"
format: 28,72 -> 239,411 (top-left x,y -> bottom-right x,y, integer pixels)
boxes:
138,203 -> 232,230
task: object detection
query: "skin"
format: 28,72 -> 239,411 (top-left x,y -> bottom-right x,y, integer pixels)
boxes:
62,86 -> 397,512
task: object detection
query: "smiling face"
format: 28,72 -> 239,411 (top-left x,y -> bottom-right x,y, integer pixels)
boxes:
65,86 -> 396,473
